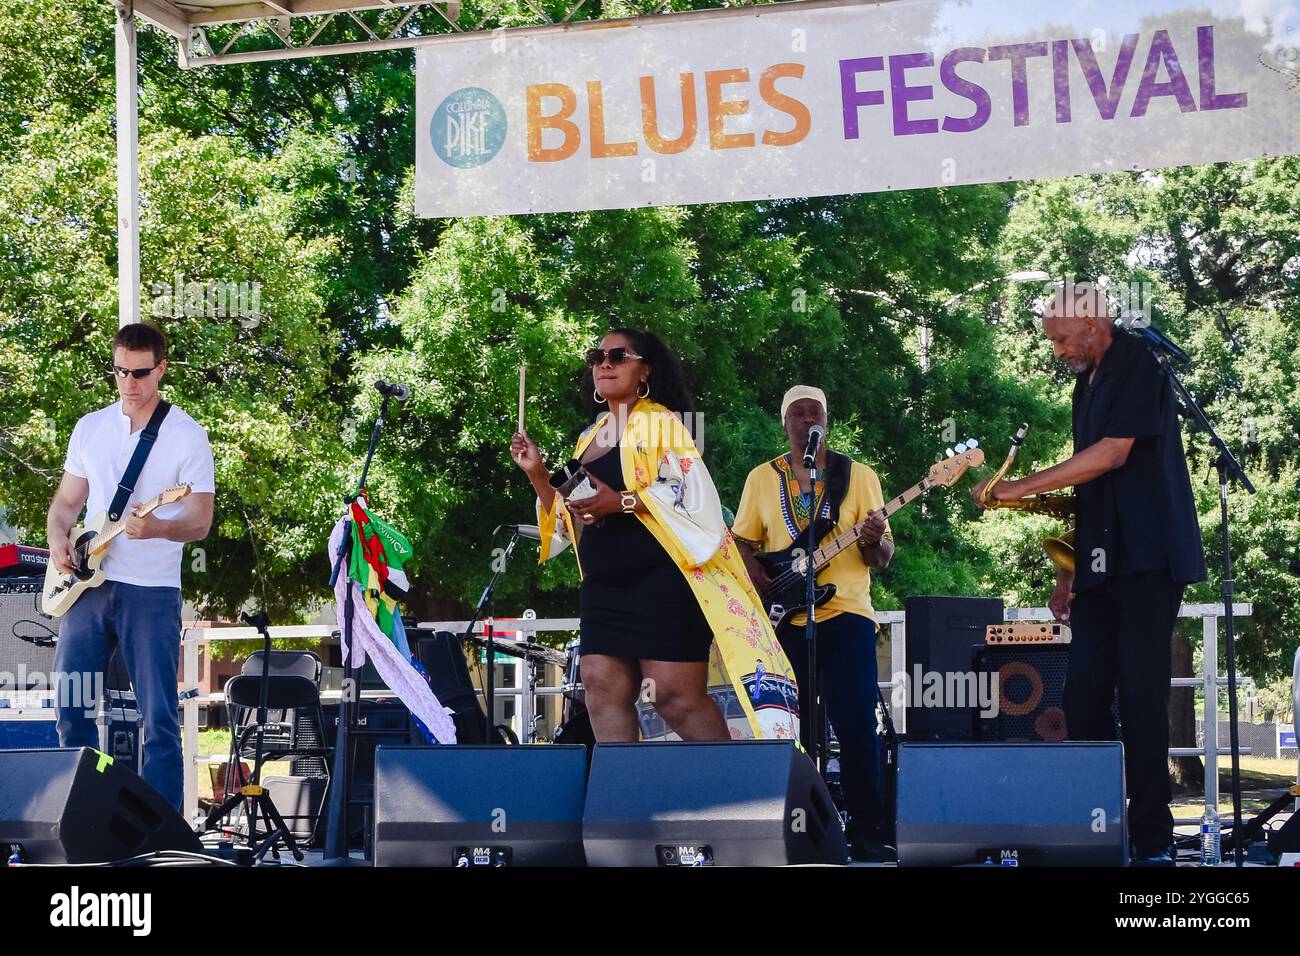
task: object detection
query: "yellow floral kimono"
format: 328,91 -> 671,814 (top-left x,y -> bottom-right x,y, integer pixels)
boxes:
537,398 -> 799,740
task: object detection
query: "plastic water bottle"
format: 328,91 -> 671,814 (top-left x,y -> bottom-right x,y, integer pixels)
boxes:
1200,807 -> 1221,866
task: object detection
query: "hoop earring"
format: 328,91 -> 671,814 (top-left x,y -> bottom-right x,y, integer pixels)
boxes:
594,388 -> 607,404
637,380 -> 650,399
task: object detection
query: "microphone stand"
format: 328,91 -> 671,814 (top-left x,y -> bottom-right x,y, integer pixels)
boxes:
322,390 -> 395,864
875,683 -> 899,847
1146,339 -> 1255,867
801,453 -> 825,775
463,526 -> 523,744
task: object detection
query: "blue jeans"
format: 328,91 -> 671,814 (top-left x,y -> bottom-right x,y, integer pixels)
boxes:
778,611 -> 883,841
54,581 -> 183,808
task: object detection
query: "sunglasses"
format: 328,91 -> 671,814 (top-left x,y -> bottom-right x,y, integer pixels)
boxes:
586,347 -> 644,367
111,364 -> 161,380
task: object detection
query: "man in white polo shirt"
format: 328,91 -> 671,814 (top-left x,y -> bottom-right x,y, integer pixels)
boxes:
46,323 -> 214,808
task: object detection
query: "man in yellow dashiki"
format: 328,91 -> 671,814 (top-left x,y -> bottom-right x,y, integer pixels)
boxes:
733,385 -> 894,862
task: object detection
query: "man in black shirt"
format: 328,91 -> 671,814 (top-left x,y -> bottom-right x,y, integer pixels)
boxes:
972,283 -> 1207,865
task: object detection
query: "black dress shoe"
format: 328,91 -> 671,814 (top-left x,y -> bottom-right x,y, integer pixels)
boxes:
1130,845 -> 1175,867
849,838 -> 897,863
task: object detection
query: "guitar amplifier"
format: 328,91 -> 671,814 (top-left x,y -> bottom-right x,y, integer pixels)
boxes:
0,577 -> 57,690
985,622 -> 1071,644
0,689 -> 141,772
973,642 -> 1121,742
322,698 -> 423,845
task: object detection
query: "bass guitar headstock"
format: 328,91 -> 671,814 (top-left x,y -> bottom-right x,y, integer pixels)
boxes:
928,439 -> 984,487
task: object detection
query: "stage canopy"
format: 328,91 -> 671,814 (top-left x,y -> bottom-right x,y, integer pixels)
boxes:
110,0 -> 1300,322
122,0 -> 715,67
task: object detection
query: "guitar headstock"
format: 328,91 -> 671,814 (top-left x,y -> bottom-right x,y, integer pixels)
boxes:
928,439 -> 984,487
156,483 -> 192,505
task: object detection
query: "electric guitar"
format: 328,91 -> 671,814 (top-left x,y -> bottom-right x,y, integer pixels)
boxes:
757,442 -> 984,629
42,484 -> 192,617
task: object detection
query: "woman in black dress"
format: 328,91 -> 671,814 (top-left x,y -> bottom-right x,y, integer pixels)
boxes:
510,329 -> 730,742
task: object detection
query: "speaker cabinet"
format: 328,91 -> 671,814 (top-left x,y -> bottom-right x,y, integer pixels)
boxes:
0,747 -> 201,863
373,744 -> 588,866
582,741 -> 847,866
904,596 -> 1004,739
896,742 -> 1127,866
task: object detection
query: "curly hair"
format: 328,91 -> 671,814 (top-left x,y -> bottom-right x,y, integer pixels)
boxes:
584,327 -> 695,418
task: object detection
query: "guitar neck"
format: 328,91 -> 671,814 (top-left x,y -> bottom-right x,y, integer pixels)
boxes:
807,477 -> 935,571
84,494 -> 168,557
89,516 -> 133,555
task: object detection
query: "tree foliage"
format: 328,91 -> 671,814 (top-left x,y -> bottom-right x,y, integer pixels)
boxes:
1,3 -> 1296,690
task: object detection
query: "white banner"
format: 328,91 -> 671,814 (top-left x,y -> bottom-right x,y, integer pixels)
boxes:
415,0 -> 1300,217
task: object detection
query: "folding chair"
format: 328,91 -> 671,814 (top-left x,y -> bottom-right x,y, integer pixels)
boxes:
214,651 -> 332,849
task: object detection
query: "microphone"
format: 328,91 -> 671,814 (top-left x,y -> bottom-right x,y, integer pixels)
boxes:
802,424 -> 825,469
374,380 -> 411,401
496,524 -> 543,541
1115,315 -> 1189,364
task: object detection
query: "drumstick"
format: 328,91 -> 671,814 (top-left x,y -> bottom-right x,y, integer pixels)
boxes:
518,362 -> 526,433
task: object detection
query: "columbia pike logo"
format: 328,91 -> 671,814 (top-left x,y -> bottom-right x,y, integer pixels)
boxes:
49,886 -> 152,936
433,86 -> 508,168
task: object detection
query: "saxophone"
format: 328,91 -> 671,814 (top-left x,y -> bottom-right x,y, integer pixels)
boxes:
977,423 -> 1076,573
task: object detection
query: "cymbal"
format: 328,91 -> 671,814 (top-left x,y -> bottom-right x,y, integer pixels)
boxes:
463,633 -> 568,668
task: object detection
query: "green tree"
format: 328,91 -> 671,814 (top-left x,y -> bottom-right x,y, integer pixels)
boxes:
4,0 -> 1294,686
0,107 -> 347,619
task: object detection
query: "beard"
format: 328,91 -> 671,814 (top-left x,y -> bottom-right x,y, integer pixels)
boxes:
1065,333 -> 1095,374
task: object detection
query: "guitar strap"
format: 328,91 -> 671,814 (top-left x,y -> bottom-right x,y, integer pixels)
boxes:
824,450 -> 852,525
108,400 -> 172,522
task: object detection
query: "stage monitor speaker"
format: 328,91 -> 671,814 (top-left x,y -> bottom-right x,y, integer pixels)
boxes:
372,744 -> 588,866
896,742 -> 1127,866
0,747 -> 201,863
903,596 -> 1004,739
973,643 -> 1122,742
582,740 -> 848,867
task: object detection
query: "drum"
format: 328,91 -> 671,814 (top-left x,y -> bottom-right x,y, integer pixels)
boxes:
561,638 -> 584,705
551,707 -> 594,749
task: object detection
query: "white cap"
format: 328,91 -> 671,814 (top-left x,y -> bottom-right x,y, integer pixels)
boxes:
780,385 -> 827,424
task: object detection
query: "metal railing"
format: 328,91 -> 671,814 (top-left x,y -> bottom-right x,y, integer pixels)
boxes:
181,602 -> 1253,829
1294,646 -> 1300,813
